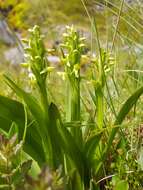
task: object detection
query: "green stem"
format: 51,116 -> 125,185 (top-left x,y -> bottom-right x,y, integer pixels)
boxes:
38,82 -> 54,167
39,83 -> 49,114
111,0 -> 125,52
97,89 -> 104,129
42,133 -> 53,167
22,102 -> 28,143
71,81 -> 80,121
67,77 -> 82,147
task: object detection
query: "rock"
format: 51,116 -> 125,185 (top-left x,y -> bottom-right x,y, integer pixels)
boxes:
0,19 -> 16,45
48,55 -> 60,63
4,47 -> 24,65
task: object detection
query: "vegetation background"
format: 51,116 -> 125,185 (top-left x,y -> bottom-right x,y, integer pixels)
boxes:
0,0 -> 143,189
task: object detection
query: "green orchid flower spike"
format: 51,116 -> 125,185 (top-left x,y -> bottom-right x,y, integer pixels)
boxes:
61,25 -> 86,146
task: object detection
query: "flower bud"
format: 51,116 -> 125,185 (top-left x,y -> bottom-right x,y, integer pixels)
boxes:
57,72 -> 66,80
40,67 -> 55,74
21,62 -> 29,68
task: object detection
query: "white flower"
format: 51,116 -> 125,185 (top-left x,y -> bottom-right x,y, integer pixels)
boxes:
67,61 -> 71,67
28,72 -> 36,81
57,72 -> 66,80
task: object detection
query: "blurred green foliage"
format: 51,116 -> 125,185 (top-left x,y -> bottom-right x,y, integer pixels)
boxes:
0,0 -> 29,31
0,0 -> 143,46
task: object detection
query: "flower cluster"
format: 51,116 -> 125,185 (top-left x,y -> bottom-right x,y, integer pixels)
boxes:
91,50 -> 115,89
21,25 -> 53,86
60,25 -> 85,79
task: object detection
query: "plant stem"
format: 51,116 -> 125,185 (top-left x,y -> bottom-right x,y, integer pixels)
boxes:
22,102 -> 28,143
39,82 -> 49,115
67,77 -> 82,147
97,89 -> 104,129
111,0 -> 125,52
39,82 -> 54,167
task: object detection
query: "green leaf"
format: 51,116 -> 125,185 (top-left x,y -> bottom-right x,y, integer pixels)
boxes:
112,175 -> 120,186
4,75 -> 53,166
115,180 -> 129,190
69,169 -> 84,190
0,94 -> 45,165
89,180 -> 100,190
8,122 -> 18,139
84,132 -> 102,159
84,132 -> 102,174
4,75 -> 45,127
49,103 -> 85,173
88,88 -> 97,107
